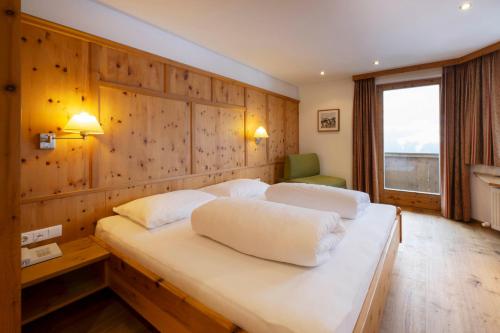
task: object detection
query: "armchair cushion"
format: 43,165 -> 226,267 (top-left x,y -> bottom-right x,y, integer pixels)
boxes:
284,153 -> 320,180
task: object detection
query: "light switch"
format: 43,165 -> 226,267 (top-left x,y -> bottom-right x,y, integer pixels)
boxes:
33,228 -> 49,242
48,225 -> 62,238
21,231 -> 34,246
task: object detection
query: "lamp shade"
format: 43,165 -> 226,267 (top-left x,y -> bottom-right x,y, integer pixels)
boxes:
254,126 -> 269,139
63,112 -> 104,135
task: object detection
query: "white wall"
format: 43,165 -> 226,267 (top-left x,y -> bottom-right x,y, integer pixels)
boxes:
21,0 -> 298,99
299,79 -> 354,188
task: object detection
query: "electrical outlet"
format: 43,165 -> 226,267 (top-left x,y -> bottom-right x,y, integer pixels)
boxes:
33,228 -> 49,243
21,231 -> 34,246
21,225 -> 63,247
48,225 -> 62,238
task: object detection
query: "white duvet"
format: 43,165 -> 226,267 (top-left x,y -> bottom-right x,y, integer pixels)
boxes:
95,203 -> 396,333
192,198 -> 345,267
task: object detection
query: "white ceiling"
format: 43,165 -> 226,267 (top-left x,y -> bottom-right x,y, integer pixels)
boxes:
96,0 -> 500,85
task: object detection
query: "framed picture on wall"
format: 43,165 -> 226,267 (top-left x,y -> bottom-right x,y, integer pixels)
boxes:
317,109 -> 340,132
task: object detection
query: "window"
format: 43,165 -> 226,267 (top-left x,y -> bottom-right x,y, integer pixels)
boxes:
383,84 -> 440,194
376,78 -> 441,210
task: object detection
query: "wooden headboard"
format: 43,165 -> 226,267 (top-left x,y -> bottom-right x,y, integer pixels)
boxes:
20,15 -> 299,244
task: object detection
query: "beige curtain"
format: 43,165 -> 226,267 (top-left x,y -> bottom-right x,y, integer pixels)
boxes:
352,78 -> 379,202
441,51 -> 500,222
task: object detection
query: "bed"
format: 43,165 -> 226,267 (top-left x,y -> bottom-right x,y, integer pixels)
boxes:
93,202 -> 402,333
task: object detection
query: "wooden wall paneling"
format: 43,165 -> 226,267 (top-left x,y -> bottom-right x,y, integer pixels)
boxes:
267,95 -> 286,163
212,164 -> 279,189
20,192 -> 107,244
213,79 -> 245,106
88,42 -> 101,190
272,162 -> 285,182
22,14 -> 299,105
218,107 -> 245,169
18,18 -> 298,245
20,23 -> 91,199
214,164 -> 276,184
239,164 -> 274,184
245,89 -> 268,167
192,104 -> 245,173
104,181 -> 182,214
91,44 -> 164,92
105,166 -> 276,213
178,173 -> 217,190
1,0 -> 21,330
243,90 -> 247,168
168,66 -> 211,101
21,165 -> 278,246
192,104 -> 217,173
213,169 -> 246,184
94,87 -> 191,188
163,64 -> 169,95
285,100 -> 299,156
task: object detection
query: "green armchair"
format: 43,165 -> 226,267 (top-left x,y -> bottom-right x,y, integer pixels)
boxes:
283,153 -> 347,188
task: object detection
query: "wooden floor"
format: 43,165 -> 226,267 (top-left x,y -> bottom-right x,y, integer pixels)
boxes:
381,211 -> 500,333
24,211 -> 500,333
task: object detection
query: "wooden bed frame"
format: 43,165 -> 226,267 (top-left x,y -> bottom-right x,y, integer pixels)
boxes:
92,208 -> 402,333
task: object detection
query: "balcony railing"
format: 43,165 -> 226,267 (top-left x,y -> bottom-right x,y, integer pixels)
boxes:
384,152 -> 440,194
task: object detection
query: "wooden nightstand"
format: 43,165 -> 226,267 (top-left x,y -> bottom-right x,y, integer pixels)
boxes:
21,237 -> 110,325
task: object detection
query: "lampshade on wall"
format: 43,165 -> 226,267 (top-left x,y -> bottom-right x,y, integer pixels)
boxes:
63,112 -> 104,136
254,126 -> 269,138
254,126 -> 269,144
39,111 -> 104,150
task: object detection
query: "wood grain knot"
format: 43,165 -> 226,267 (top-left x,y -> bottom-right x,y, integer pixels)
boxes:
4,84 -> 16,92
155,278 -> 164,288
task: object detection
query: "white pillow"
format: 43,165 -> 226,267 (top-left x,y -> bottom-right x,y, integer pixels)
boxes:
200,179 -> 269,198
113,190 -> 216,229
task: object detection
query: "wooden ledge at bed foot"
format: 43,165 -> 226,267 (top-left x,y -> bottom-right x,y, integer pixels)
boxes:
397,206 -> 403,243
353,210 -> 401,332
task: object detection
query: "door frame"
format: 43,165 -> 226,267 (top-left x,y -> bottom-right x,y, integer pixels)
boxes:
375,78 -> 441,211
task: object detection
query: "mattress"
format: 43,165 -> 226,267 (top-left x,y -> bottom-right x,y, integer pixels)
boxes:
95,203 -> 396,333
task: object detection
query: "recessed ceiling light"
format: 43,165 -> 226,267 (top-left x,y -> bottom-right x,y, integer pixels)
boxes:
320,71 -> 325,76
373,60 -> 380,66
459,2 -> 471,10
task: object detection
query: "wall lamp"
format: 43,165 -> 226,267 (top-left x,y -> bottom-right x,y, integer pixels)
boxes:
253,126 -> 269,145
39,112 -> 104,149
